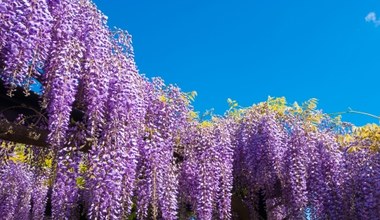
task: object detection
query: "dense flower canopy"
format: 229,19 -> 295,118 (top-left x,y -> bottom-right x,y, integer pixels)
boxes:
0,0 -> 379,219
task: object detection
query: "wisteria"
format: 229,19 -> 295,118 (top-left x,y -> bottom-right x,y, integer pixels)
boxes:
0,0 -> 52,91
31,173 -> 49,219
0,0 -> 380,219
136,78 -> 189,219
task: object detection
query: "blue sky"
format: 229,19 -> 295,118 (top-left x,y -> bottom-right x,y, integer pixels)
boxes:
93,0 -> 380,125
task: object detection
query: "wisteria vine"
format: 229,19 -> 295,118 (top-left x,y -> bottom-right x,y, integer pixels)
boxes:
0,1 -> 380,220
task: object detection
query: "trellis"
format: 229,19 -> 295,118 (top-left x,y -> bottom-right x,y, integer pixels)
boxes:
0,81 -> 257,219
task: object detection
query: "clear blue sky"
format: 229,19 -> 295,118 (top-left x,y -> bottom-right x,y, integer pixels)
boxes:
93,0 -> 380,125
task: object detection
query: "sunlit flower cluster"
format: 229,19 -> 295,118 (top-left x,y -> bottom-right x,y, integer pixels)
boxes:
0,1 -> 379,219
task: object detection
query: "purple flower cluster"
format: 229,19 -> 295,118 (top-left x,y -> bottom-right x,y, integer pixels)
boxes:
179,119 -> 234,220
45,0 -> 83,151
136,78 -> 189,219
343,148 -> 380,219
52,143 -> 82,219
0,161 -> 49,220
0,1 -> 380,220
231,106 -> 380,219
0,0 -> 52,90
0,162 -> 33,219
78,0 -> 112,137
233,109 -> 287,219
31,173 -> 49,220
86,33 -> 144,219
283,123 -> 310,219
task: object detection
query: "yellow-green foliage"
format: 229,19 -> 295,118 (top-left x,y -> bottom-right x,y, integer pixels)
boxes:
8,144 -> 28,163
188,111 -> 199,120
344,124 -> 380,152
76,176 -> 86,189
199,120 -> 213,128
79,162 -> 88,174
260,97 -> 322,124
158,95 -> 167,103
44,158 -> 53,168
267,96 -> 287,115
186,91 -> 197,102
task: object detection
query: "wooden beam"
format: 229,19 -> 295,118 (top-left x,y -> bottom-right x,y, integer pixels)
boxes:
0,79 -> 85,149
0,119 -> 48,147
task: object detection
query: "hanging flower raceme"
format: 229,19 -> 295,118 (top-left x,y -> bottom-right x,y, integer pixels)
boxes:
42,1 -> 87,219
232,106 -> 288,219
0,161 -> 33,220
0,0 -> 52,91
213,119 -> 235,220
31,173 -> 50,220
179,119 -> 235,220
304,130 -> 346,219
0,160 -> 50,220
280,120 -> 310,219
136,78 -> 190,219
86,32 -> 144,219
342,147 -> 380,219
184,124 -> 219,220
44,0 -> 83,149
52,125 -> 86,219
76,0 -> 113,138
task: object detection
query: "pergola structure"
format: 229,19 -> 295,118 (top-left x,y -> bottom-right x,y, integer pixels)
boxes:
0,80 -> 90,150
0,80 -> 263,219
0,81 -> 47,147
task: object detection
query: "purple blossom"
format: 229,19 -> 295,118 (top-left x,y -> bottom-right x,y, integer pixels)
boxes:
0,1 -> 379,220
0,162 -> 33,220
